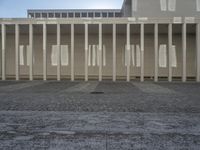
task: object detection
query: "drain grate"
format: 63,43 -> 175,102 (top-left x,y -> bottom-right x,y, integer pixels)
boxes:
90,91 -> 104,94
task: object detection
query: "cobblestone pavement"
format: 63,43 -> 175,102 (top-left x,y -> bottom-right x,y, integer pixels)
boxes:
0,81 -> 200,150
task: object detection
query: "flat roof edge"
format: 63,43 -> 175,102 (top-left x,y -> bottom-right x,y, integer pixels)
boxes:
27,9 -> 122,12
0,17 -> 200,24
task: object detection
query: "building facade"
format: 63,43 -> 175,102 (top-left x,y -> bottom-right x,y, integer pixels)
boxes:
1,0 -> 200,82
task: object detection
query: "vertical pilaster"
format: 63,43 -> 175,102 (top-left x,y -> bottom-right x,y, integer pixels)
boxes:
126,23 -> 130,82
154,23 -> 158,82
29,24 -> 33,81
99,23 -> 102,81
140,23 -> 144,82
71,24 -> 75,81
85,23 -> 88,81
113,24 -> 116,82
168,24 -> 172,82
57,23 -> 61,81
182,23 -> 187,82
1,24 -> 6,80
43,23 -> 47,81
131,0 -> 134,16
15,24 -> 19,80
196,23 -> 200,82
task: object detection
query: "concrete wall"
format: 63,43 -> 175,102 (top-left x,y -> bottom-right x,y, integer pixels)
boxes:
2,27 -> 197,80
123,0 -> 200,18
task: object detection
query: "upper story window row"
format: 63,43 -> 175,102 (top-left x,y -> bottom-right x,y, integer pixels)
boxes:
28,11 -> 122,18
131,0 -> 200,12
160,0 -> 176,11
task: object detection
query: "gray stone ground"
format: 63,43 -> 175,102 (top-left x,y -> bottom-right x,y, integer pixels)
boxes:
0,81 -> 200,150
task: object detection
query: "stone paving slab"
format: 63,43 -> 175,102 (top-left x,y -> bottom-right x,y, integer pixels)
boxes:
0,81 -> 44,92
95,82 -> 141,93
0,81 -> 27,87
131,82 -> 176,94
0,111 -> 200,150
0,81 -> 200,149
61,81 -> 99,93
158,82 -> 200,95
14,81 -> 78,93
0,81 -> 199,113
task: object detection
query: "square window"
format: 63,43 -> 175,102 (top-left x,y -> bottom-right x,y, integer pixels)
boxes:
108,12 -> 114,17
69,13 -> 74,18
35,13 -> 41,18
62,13 -> 67,18
49,13 -> 54,18
88,13 -> 94,17
42,13 -> 47,18
82,13 -> 87,17
102,12 -> 107,17
115,13 -> 121,17
75,13 -> 80,17
55,13 -> 61,18
95,12 -> 101,17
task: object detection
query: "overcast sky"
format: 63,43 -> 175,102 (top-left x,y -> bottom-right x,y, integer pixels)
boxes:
0,0 -> 124,18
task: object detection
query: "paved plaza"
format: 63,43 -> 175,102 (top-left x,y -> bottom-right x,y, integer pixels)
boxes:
0,81 -> 200,149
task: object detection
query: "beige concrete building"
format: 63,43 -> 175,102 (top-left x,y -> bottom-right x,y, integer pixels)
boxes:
1,0 -> 200,82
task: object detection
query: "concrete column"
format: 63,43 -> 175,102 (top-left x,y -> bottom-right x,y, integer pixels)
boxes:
126,23 -> 130,82
182,23 -> 187,82
1,24 -> 6,80
99,23 -> 102,81
140,23 -> 144,82
43,23 -> 47,81
154,23 -> 158,82
71,24 -> 75,81
113,24 -> 116,82
85,23 -> 88,81
29,24 -> 33,81
57,24 -> 61,81
196,23 -> 200,82
168,24 -> 172,82
15,24 -> 19,81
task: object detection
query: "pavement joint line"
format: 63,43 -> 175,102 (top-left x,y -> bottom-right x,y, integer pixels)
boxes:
0,81 -> 45,92
0,111 -> 200,135
131,82 -> 177,94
